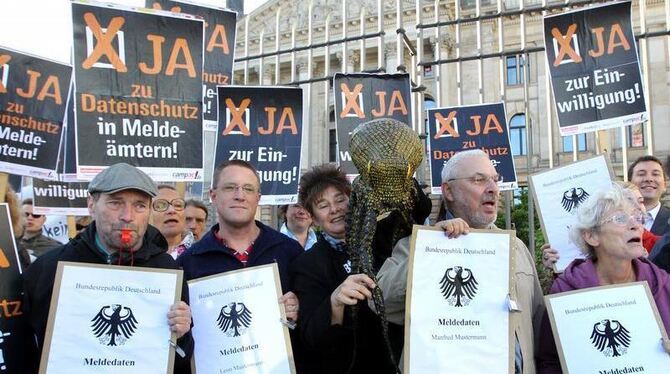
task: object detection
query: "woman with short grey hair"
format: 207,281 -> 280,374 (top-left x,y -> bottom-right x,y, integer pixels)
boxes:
537,184 -> 670,373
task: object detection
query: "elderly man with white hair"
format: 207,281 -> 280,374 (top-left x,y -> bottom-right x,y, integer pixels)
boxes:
376,149 -> 544,373
537,184 -> 670,373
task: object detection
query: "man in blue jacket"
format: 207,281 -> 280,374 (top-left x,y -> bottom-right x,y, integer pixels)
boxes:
177,160 -> 301,321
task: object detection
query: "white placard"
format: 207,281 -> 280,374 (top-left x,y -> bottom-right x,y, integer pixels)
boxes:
405,226 -> 513,373
529,155 -> 613,272
546,282 -> 670,373
41,262 -> 181,374
188,263 -> 295,374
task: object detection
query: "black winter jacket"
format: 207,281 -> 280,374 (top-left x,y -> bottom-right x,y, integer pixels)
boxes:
22,223 -> 193,374
290,237 -> 399,374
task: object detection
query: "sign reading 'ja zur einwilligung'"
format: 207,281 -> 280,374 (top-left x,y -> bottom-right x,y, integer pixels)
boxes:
543,1 -> 647,136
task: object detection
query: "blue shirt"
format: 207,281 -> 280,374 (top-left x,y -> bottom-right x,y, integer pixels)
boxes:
279,223 -> 317,250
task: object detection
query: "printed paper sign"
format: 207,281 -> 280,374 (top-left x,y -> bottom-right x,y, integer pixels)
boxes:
0,47 -> 71,179
427,102 -> 517,193
40,262 -> 182,374
215,86 -> 303,205
405,226 -> 513,373
546,282 -> 670,373
529,155 -> 614,272
543,1 -> 647,135
188,263 -> 295,374
333,73 -> 412,178
71,1 -> 204,181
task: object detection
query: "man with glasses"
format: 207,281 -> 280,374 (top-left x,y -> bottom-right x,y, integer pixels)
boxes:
375,149 -> 544,373
20,198 -> 61,261
22,163 -> 194,373
151,185 -> 193,259
177,160 -> 302,322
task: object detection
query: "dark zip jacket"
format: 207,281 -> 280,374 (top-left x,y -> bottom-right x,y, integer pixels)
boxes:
22,223 -> 194,373
177,221 -> 303,291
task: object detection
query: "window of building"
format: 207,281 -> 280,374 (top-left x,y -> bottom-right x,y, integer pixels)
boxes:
506,55 -> 526,85
562,134 -> 587,152
509,114 -> 527,156
627,124 -> 645,147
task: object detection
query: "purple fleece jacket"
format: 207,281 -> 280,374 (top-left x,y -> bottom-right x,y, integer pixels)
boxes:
537,257 -> 670,373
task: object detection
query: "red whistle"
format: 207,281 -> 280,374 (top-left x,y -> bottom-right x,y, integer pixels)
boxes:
120,229 -> 132,247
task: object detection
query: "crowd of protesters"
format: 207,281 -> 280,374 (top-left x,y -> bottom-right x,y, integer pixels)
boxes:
9,150 -> 670,373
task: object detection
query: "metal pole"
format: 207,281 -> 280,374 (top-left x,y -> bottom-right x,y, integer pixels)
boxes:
342,0 -> 348,73
498,0 -> 512,230
396,0 -> 403,72
476,0 -> 483,104
434,0 -> 442,106
520,0 -> 535,250
275,6 -> 281,85
243,16 -> 249,85
360,6 -> 366,71
639,0 -> 654,155
455,0 -> 462,105
378,0 -> 384,71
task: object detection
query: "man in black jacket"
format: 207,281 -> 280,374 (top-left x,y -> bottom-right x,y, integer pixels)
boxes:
22,163 -> 193,373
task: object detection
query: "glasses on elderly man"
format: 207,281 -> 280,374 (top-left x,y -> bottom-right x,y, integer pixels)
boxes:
152,198 -> 186,212
447,173 -> 502,186
600,212 -> 646,226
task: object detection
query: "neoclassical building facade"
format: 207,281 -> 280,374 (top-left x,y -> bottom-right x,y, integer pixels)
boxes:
218,0 -> 669,224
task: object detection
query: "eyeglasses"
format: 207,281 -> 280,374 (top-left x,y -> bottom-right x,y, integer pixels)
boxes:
24,212 -> 43,218
447,173 -> 502,186
219,184 -> 259,195
601,213 -> 646,226
152,198 -> 186,212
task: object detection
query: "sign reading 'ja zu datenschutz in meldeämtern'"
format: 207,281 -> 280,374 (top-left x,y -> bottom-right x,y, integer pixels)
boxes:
0,47 -> 71,179
71,1 -> 204,181
543,1 -> 647,136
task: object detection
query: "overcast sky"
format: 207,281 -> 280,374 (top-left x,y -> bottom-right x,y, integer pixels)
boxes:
0,0 -> 268,63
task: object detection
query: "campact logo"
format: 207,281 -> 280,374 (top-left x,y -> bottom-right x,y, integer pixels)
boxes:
171,170 -> 200,180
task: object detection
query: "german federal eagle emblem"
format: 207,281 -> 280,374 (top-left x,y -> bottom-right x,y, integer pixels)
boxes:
439,266 -> 478,307
561,187 -> 589,213
91,304 -> 138,346
217,302 -> 252,337
590,319 -> 631,357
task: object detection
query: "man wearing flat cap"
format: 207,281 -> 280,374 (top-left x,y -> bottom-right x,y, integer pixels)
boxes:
22,163 -> 194,373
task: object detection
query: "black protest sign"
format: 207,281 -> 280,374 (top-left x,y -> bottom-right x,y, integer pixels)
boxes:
333,73 -> 412,177
147,0 -> 237,132
33,179 -> 89,216
215,86 -> 303,205
0,203 -> 28,373
427,102 -> 517,193
0,47 -> 71,179
71,1 -> 204,181
543,1 -> 646,136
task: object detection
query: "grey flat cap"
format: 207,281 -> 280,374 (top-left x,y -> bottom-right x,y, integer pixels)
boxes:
88,163 -> 158,197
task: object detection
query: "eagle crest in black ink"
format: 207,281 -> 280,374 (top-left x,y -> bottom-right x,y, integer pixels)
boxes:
91,304 -> 138,346
439,266 -> 478,307
590,319 -> 631,357
561,187 -> 589,213
217,302 -> 252,337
